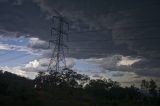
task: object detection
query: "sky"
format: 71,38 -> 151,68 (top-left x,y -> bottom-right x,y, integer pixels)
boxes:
0,0 -> 160,87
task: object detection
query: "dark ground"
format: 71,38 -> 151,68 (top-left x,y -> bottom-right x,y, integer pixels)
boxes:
0,70 -> 160,106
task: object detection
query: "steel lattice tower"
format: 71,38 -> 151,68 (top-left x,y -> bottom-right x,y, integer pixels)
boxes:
48,16 -> 69,74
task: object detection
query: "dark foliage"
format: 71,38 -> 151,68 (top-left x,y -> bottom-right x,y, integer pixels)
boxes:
0,69 -> 160,106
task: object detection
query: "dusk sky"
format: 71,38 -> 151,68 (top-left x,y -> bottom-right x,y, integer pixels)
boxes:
0,0 -> 160,87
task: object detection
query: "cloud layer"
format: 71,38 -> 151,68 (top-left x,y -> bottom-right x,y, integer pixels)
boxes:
0,0 -> 160,82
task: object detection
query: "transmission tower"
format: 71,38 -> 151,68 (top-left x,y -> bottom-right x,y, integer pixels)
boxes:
48,16 -> 69,74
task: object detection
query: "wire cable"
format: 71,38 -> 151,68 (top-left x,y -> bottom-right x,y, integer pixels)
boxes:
0,50 -> 15,57
0,53 -> 30,63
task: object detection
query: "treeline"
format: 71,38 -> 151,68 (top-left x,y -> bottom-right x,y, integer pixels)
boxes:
0,69 -> 160,106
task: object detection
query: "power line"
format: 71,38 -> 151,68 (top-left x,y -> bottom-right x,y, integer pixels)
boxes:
38,2 -> 160,42
68,25 -> 160,36
69,28 -> 110,34
68,48 -> 160,50
67,52 -> 109,56
0,50 -> 15,57
66,38 -> 160,42
0,53 -> 30,63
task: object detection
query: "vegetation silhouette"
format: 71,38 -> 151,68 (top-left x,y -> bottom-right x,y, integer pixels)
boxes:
0,69 -> 160,106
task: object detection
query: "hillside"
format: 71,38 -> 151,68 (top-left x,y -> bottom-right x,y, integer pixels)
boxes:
0,70 -> 160,106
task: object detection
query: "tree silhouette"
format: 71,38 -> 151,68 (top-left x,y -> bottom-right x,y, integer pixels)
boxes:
34,71 -> 47,89
0,70 -> 160,106
85,79 -> 120,90
149,79 -> 157,97
34,68 -> 90,89
141,79 -> 149,91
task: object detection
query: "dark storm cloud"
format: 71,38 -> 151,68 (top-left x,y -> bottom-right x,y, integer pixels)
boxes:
1,0 -> 160,58
0,0 -> 8,3
112,72 -> 124,77
0,0 -> 50,39
1,0 -> 160,77
131,59 -> 160,77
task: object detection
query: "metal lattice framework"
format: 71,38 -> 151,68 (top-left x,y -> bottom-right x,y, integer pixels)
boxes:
48,16 -> 69,74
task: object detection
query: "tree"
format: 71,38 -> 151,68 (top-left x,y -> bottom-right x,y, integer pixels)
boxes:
141,80 -> 149,90
34,71 -> 46,89
34,69 -> 90,89
158,87 -> 160,97
85,79 -> 120,90
0,70 -> 3,74
149,79 -> 157,97
60,68 -> 90,88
